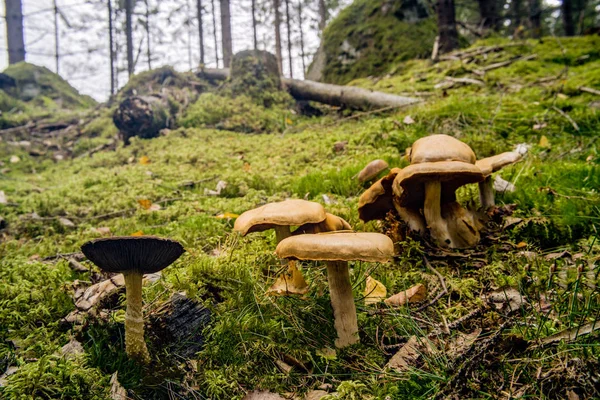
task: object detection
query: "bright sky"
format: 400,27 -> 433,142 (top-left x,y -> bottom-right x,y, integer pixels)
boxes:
0,0 -> 340,102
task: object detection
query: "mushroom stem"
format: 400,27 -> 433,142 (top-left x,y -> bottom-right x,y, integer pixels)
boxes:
274,225 -> 292,243
479,176 -> 495,209
326,261 -> 359,348
393,198 -> 426,233
123,271 -> 150,364
423,181 -> 452,247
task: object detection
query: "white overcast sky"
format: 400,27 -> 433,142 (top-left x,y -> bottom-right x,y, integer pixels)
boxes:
0,0 -> 347,102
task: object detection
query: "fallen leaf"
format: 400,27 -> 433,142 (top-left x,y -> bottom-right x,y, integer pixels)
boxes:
567,390 -> 580,400
75,274 -> 126,311
215,212 -> 239,219
109,372 -> 128,400
131,230 -> 144,236
540,321 -> 600,345
286,118 -> 293,125
267,261 -> 309,296
539,135 -> 550,148
364,276 -> 387,305
148,203 -> 162,211
93,227 -> 112,236
0,190 -> 6,204
59,217 -> 76,228
403,115 -> 415,125
243,162 -> 252,172
532,123 -> 547,130
384,284 -> 426,306
242,391 -> 286,400
61,339 -> 84,359
274,359 -> 292,374
0,366 -> 19,387
387,336 -> 433,372
137,199 -> 153,209
139,156 -> 151,165
516,241 -> 527,249
446,328 -> 481,359
9,155 -> 20,163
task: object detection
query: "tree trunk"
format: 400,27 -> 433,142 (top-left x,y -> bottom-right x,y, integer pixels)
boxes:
220,0 -> 233,67
113,95 -> 170,144
108,0 -> 116,96
53,0 -> 59,74
251,0 -> 258,50
511,0 -> 523,32
297,2 -> 306,76
125,0 -> 134,76
477,0 -> 500,31
562,0 -> 575,36
318,0 -> 327,31
197,0 -> 205,64
145,0 -> 152,70
211,0 -> 219,67
5,0 -> 26,64
436,0 -> 459,53
273,0 -> 283,74
528,0 -> 542,37
285,0 -> 293,78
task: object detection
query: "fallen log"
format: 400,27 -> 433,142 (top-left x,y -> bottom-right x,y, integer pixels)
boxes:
113,95 -> 170,144
197,68 -> 420,110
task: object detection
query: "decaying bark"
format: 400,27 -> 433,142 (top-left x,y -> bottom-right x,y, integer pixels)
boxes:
113,95 -> 170,144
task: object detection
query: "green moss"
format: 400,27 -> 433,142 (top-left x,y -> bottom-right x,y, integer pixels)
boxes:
320,0 -> 436,84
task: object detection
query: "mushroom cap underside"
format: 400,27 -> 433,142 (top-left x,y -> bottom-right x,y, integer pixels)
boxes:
409,134 -> 477,165
234,199 -> 327,235
392,161 -> 484,207
276,232 -> 394,263
358,168 -> 401,222
81,236 -> 185,274
293,213 -> 352,234
476,151 -> 522,176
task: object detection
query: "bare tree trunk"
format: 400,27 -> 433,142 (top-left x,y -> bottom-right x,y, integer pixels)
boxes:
187,0 -> 193,70
297,1 -> 306,76
53,0 -> 60,74
274,0 -> 283,73
145,0 -> 152,70
477,0 -> 500,31
528,0 -> 541,37
220,0 -> 232,67
436,0 -> 459,53
318,0 -> 327,31
211,0 -> 219,67
562,0 -> 575,36
284,0 -> 293,78
108,0 -> 116,95
4,0 -> 26,64
251,0 -> 258,50
197,0 -> 205,64
125,0 -> 134,76
511,0 -> 523,32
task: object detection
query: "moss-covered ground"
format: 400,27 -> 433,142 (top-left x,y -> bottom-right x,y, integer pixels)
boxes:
1,36 -> 599,399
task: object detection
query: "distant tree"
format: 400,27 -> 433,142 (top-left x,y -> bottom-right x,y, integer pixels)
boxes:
125,0 -> 134,76
528,0 -> 542,36
285,0 -> 293,77
318,0 -> 327,31
297,1 -> 306,75
145,0 -> 152,70
274,0 -> 283,73
211,0 -> 220,67
4,0 -> 26,64
437,0 -> 459,53
108,0 -> 116,95
197,0 -> 205,64
562,0 -> 575,35
252,0 -> 258,49
220,0 -> 233,66
477,0 -> 500,31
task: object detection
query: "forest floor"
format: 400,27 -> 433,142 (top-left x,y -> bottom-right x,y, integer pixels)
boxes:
1,36 -> 599,399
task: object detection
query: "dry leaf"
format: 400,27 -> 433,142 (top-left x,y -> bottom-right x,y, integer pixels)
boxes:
59,217 -> 76,228
267,261 -> 309,296
364,276 -> 387,305
243,162 -> 252,172
539,135 -> 550,147
109,372 -> 128,400
148,203 -> 162,211
75,274 -> 125,311
540,321 -> 600,345
387,336 -> 434,372
215,212 -> 239,219
486,288 -> 526,312
403,115 -> 415,125
9,155 -> 20,163
0,190 -> 6,204
516,241 -> 527,249
93,227 -> 112,236
384,284 -> 427,306
137,199 -> 152,209
0,366 -> 19,387
61,339 -> 84,359
286,118 -> 293,125
446,328 -> 481,359
139,156 -> 151,165
131,230 -> 144,236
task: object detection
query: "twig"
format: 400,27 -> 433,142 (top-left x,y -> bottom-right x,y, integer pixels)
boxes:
473,54 -> 538,76
414,257 -> 448,312
42,252 -> 85,261
431,36 -> 440,62
551,106 -> 580,132
579,86 -> 600,96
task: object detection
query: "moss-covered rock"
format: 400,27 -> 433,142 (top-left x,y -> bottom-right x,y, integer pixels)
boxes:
1,62 -> 96,110
118,66 -> 210,100
312,0 -> 437,84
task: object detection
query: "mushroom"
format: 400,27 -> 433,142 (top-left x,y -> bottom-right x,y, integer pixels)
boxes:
475,151 -> 522,209
358,168 -> 426,233
276,232 -> 394,347
81,236 -> 184,363
357,159 -> 389,183
393,135 -> 484,248
293,213 -> 352,235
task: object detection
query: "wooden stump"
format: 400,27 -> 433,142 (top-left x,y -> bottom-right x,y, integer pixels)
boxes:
113,95 -> 170,144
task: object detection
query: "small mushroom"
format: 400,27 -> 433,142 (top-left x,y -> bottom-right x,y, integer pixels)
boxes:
293,213 -> 352,235
357,159 -> 389,183
81,236 -> 184,363
276,232 -> 394,348
475,151 -> 522,209
393,135 -> 484,248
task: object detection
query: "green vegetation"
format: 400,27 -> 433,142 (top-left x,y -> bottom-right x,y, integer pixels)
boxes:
319,0 -> 437,84
1,37 -> 599,399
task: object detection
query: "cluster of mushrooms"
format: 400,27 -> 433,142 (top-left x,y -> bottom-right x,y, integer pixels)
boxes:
79,134 -> 522,363
358,134 -> 523,248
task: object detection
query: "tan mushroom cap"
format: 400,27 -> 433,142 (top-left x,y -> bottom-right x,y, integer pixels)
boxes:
276,232 -> 394,263
234,199 -> 327,235
358,168 -> 401,222
294,213 -> 352,235
409,134 -> 477,164
476,151 -> 522,176
357,159 -> 389,183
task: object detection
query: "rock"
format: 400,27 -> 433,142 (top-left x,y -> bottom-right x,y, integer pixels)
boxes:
60,339 -> 84,359
242,391 -> 286,400
58,217 -> 76,228
305,390 -> 329,400
75,274 -> 125,311
332,141 -> 348,153
0,366 -> 19,387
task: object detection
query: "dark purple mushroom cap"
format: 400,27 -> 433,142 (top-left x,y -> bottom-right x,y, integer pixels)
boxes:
81,236 -> 185,274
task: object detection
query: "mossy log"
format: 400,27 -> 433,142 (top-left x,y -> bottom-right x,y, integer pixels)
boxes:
113,95 -> 170,144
